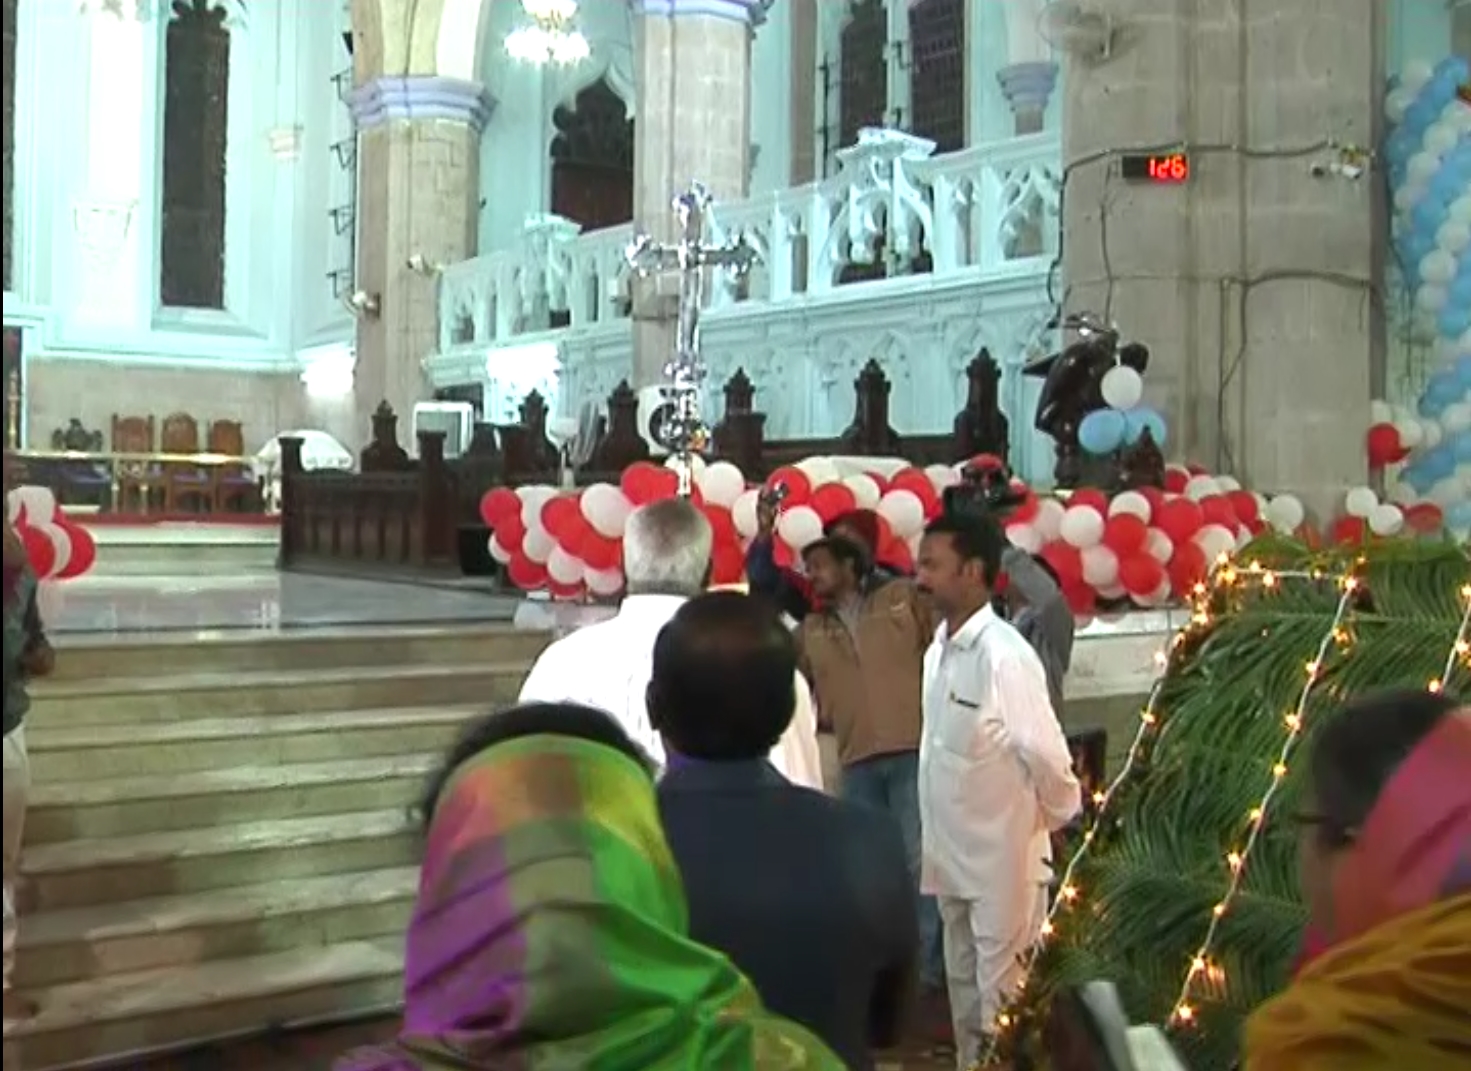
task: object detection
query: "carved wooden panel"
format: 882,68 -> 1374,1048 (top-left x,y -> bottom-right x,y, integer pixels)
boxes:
2,0 -> 17,292
839,0 -> 887,149
908,0 -> 965,152
550,79 -> 634,231
160,0 -> 230,309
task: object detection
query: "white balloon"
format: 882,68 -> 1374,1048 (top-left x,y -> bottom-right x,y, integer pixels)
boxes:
1145,528 -> 1174,563
1438,221 -> 1471,256
1423,120 -> 1460,157
696,461 -> 746,508
1059,505 -> 1106,549
581,483 -> 634,539
1420,250 -> 1458,286
522,525 -> 557,564
488,534 -> 513,564
1194,524 -> 1237,563
795,457 -> 841,488
1369,399 -> 1394,425
518,484 -> 558,529
35,522 -> 73,579
1399,59 -> 1433,93
731,488 -> 761,539
585,566 -> 625,597
1344,486 -> 1379,518
1395,418 -> 1425,450
1385,481 -> 1419,506
1108,490 -> 1152,521
925,464 -> 961,492
1407,152 -> 1441,185
667,453 -> 707,478
1100,366 -> 1144,411
1393,183 -> 1427,213
6,485 -> 57,525
1442,402 -> 1471,435
844,473 -> 883,509
546,545 -> 585,586
1081,544 -> 1120,587
1185,475 -> 1219,502
1416,284 -> 1449,313
1264,494 -> 1305,532
1366,503 -> 1405,537
1429,476 -> 1466,508
777,504 -> 825,550
1423,420 -> 1445,449
1138,577 -> 1174,608
1032,497 -> 1066,542
1006,522 -> 1043,555
1451,196 -> 1471,226
1097,583 -> 1127,601
1384,86 -> 1414,124
1447,98 -> 1471,134
876,490 -> 926,539
1214,475 -> 1242,493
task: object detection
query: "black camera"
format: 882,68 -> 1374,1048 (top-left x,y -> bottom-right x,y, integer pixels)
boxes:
941,462 -> 1027,520
757,482 -> 790,511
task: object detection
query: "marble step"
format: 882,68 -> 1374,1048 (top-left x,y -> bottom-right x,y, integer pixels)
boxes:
88,538 -> 280,578
25,752 -> 439,843
14,868 -> 416,989
28,661 -> 528,726
51,623 -> 549,681
3,938 -> 403,1071
21,809 -> 419,911
25,707 -> 470,783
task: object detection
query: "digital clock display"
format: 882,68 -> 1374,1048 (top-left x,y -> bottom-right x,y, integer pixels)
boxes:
1121,152 -> 1190,184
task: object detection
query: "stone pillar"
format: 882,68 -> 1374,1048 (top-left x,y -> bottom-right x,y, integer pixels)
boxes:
630,0 -> 760,387
1061,1 -> 1381,516
348,76 -> 492,449
997,61 -> 1058,136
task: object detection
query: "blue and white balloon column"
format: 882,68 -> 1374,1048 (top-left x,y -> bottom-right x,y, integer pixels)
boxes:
1078,364 -> 1169,459
1383,57 -> 1471,537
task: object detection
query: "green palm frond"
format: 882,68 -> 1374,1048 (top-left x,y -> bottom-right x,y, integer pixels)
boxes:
1023,537 -> 1471,1071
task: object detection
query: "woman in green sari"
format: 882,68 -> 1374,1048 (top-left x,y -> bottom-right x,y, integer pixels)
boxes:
336,702 -> 846,1071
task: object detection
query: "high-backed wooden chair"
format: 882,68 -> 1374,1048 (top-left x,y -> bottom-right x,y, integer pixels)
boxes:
159,411 -> 210,513
110,413 -> 156,513
207,419 -> 257,513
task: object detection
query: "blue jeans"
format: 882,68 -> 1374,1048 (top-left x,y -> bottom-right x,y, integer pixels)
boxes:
842,749 -> 945,989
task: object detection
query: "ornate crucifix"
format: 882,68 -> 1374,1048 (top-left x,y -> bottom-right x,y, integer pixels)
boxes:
625,183 -> 758,494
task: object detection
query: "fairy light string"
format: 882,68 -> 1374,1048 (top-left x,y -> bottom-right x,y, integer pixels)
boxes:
1428,583 -> 1471,695
1168,569 -> 1359,1027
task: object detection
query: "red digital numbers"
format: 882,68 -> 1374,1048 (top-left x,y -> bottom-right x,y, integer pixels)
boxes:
1148,154 -> 1189,183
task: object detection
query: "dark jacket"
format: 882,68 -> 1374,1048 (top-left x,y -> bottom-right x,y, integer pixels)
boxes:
1002,547 -> 1074,712
746,536 -> 907,623
658,759 -> 918,1071
3,571 -> 45,736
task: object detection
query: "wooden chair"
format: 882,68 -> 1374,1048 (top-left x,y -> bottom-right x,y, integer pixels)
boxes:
207,419 -> 257,513
49,419 -> 110,510
110,414 -> 156,513
159,411 -> 211,514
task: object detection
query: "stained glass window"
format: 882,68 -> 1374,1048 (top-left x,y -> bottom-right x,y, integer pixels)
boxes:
2,0 -> 18,292
908,0 -> 965,152
159,0 -> 231,309
839,0 -> 887,150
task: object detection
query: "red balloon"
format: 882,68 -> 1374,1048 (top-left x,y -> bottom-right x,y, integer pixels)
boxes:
1365,423 -> 1408,469
701,504 -> 739,546
494,511 -> 527,552
968,453 -> 1006,473
809,482 -> 858,523
1155,497 -> 1205,544
540,495 -> 580,540
765,466 -> 812,506
889,468 -> 940,516
1068,488 -> 1110,515
1186,463 -> 1210,476
621,461 -> 679,505
575,530 -> 622,572
1102,513 -> 1149,557
712,543 -> 745,585
1404,502 -> 1444,534
1010,490 -> 1040,523
57,522 -> 97,579
1163,469 -> 1189,494
506,554 -> 547,591
1227,490 -> 1260,526
1331,516 -> 1368,545
1040,542 -> 1084,587
19,525 -> 56,579
772,539 -> 796,570
547,579 -> 584,600
1063,583 -> 1096,616
1199,495 -> 1239,530
1118,554 -> 1166,599
1137,485 -> 1166,520
1167,541 -> 1210,594
479,487 -> 520,528
881,535 -> 914,574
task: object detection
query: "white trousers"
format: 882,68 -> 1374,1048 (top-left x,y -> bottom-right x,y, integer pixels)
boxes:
2,726 -> 28,993
937,886 -> 1048,1071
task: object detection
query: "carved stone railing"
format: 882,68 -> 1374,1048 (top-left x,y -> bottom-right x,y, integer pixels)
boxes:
436,130 -> 1060,353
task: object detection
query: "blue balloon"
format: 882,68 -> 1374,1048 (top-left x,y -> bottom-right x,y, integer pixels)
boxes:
1384,130 -> 1416,166
1457,354 -> 1471,389
1448,274 -> 1471,310
1403,100 -> 1437,134
1422,444 -> 1458,483
1446,500 -> 1471,532
1440,305 -> 1471,339
1079,409 -> 1126,455
1122,406 -> 1168,448
1454,431 -> 1471,466
1401,461 -> 1435,495
1436,56 -> 1471,85
1427,172 -> 1463,209
1412,199 -> 1449,234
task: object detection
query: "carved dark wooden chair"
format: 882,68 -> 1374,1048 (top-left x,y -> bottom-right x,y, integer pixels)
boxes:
207,419 -> 257,513
160,411 -> 211,513
110,413 -> 156,513
49,419 -> 110,510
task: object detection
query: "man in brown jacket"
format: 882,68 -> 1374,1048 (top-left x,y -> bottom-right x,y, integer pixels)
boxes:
797,535 -> 943,993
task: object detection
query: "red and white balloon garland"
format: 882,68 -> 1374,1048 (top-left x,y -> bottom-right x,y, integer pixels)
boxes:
5,486 -> 99,581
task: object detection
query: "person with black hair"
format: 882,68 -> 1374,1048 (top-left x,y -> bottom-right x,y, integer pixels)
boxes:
914,512 -> 1081,1069
650,593 -> 919,1070
999,548 -> 1073,713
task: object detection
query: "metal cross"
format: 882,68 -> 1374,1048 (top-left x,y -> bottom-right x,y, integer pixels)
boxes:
625,183 -> 758,493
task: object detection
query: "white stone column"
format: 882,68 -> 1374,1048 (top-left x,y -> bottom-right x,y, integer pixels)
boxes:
1061,0 -> 1381,514
629,0 -> 760,387
997,0 -> 1057,136
348,76 -> 492,450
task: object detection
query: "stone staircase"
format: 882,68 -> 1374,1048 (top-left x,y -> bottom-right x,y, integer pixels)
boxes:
5,624 -> 548,1071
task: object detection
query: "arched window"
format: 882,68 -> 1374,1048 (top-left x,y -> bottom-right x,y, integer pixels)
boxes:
159,0 -> 231,309
838,0 -> 887,151
550,79 -> 633,232
907,0 -> 965,152
2,0 -> 18,292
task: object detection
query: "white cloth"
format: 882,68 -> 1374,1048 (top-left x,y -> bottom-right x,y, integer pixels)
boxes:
517,594 -> 824,791
939,888 -> 1048,1068
919,603 -> 1080,1040
2,726 -> 29,993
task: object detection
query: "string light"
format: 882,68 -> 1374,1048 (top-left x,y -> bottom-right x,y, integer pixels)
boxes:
1168,572 -> 1359,1027
1430,584 -> 1471,695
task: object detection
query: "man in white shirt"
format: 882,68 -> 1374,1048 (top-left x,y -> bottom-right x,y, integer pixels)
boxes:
913,511 -> 1082,1068
518,497 -> 824,790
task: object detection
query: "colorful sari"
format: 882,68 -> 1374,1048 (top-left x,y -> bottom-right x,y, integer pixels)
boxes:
1244,713 -> 1471,1070
335,734 -> 844,1071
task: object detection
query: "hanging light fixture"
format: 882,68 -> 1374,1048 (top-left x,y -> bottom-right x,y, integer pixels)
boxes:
505,0 -> 590,65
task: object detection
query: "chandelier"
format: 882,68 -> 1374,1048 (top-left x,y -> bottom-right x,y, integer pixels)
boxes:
505,0 -> 590,64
